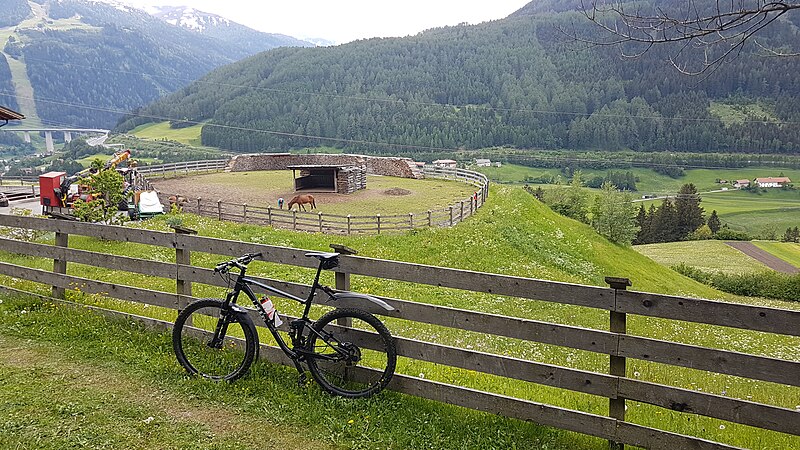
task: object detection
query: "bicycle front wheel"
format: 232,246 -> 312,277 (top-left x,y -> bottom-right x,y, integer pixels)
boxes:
172,299 -> 258,381
306,308 -> 396,398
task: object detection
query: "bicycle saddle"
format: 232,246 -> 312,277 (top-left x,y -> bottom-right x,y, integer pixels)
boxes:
305,251 -> 340,261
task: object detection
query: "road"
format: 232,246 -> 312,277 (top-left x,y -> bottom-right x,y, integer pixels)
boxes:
725,241 -> 799,274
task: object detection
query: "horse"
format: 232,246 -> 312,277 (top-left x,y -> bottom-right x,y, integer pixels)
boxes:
168,195 -> 188,211
286,194 -> 316,211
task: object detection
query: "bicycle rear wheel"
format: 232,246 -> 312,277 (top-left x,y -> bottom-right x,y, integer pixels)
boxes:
172,299 -> 258,381
305,308 -> 396,398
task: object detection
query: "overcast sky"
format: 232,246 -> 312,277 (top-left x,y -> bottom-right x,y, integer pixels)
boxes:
115,0 -> 530,44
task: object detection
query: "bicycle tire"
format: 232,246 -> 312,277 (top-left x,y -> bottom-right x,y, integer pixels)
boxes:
305,308 -> 396,398
173,298 -> 259,381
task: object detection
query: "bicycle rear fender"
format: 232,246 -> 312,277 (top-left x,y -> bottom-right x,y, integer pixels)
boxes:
331,292 -> 394,311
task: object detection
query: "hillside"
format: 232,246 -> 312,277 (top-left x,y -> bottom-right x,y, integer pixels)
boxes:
118,0 -> 800,155
0,0 -> 310,128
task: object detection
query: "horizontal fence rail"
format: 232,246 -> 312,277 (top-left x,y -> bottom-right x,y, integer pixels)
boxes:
151,163 -> 490,235
0,214 -> 798,449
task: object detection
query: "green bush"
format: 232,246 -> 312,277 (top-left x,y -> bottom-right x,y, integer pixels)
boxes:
673,264 -> 799,301
714,228 -> 751,241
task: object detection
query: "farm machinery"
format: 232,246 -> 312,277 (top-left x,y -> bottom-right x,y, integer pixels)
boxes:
39,150 -> 164,220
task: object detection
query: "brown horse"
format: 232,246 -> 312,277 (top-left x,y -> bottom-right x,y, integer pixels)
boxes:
287,194 -> 316,211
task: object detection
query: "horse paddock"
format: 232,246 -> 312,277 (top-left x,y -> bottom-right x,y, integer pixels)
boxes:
150,170 -> 477,217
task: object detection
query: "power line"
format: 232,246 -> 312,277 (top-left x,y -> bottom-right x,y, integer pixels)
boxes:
2,91 -> 798,172
15,55 -> 800,126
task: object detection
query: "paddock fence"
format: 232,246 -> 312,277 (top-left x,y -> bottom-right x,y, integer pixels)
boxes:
152,163 -> 490,234
0,214 -> 797,449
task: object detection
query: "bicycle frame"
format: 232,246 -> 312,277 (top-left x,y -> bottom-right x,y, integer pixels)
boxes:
221,261 -> 341,363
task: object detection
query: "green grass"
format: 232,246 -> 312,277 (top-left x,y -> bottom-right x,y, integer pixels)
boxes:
699,189 -> 800,236
476,163 -> 800,195
709,101 -> 779,126
753,241 -> 800,268
1,186 -> 799,449
131,121 -> 205,146
75,153 -> 158,168
0,300 -> 580,450
634,240 -> 770,274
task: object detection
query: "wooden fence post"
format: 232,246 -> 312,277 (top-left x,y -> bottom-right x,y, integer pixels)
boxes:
53,231 -> 68,299
217,200 -> 222,221
347,215 -> 351,235
409,213 -> 413,229
318,212 -> 323,232
427,210 -> 432,227
293,211 -> 297,230
460,200 -> 465,223
449,206 -> 454,226
606,276 -> 632,450
243,203 -> 248,223
196,197 -> 201,215
470,196 -> 474,216
173,226 -> 198,314
267,207 -> 272,226
376,214 -> 381,234
331,244 -> 358,329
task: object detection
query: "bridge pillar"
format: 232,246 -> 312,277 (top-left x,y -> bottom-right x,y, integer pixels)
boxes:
23,131 -> 31,143
45,131 -> 54,153
64,131 -> 72,143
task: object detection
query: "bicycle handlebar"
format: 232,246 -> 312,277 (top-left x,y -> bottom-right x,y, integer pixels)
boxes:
214,252 -> 262,273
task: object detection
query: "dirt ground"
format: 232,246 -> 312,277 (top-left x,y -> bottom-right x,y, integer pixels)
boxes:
152,177 -> 408,207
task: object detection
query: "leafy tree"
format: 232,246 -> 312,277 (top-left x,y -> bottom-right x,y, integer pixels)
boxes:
633,204 -> 648,245
675,183 -> 705,239
590,181 -> 639,245
707,210 -> 721,234
783,227 -> 800,243
688,224 -> 713,241
72,167 -> 126,225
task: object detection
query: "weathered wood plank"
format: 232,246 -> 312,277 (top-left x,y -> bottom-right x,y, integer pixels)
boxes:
619,379 -> 800,436
0,215 -> 175,247
614,422 -> 742,450
176,235 -> 319,269
0,261 -> 177,310
336,255 -> 615,309
387,374 -> 617,441
619,335 -> 800,387
0,238 -> 175,279
617,290 -> 800,337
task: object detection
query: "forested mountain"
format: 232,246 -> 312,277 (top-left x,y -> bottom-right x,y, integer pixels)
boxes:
150,6 -> 312,55
119,0 -> 800,155
0,0 -> 310,128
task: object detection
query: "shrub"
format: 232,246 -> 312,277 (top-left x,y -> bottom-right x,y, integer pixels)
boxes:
714,228 -> 751,241
673,264 -> 799,302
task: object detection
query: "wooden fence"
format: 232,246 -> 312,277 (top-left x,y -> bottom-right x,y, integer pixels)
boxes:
155,164 -> 490,234
134,159 -> 228,178
0,214 -> 797,449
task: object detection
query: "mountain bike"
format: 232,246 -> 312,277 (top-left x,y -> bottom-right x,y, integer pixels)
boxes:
172,251 -> 397,398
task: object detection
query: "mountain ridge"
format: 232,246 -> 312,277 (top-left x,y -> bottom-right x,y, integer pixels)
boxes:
118,7 -> 800,155
0,0 -> 311,128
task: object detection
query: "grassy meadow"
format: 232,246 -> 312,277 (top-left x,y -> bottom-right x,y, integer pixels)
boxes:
634,240 -> 771,274
130,121 -> 205,146
754,241 -> 800,268
1,185 -> 799,449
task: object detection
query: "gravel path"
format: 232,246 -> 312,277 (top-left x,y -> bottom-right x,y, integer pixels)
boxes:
724,241 -> 799,274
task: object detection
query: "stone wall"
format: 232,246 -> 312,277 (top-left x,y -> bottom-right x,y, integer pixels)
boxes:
229,153 -> 418,178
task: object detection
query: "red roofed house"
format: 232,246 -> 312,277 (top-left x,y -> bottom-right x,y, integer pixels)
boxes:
755,177 -> 791,188
733,179 -> 750,188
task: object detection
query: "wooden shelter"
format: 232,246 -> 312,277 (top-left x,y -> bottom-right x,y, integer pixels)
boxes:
287,164 -> 366,194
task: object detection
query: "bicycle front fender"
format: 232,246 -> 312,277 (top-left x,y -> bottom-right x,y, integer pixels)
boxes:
331,292 -> 394,311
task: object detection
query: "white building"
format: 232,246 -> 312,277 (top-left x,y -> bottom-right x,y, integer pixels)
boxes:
475,158 -> 491,167
755,177 -> 791,188
432,159 -> 457,169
